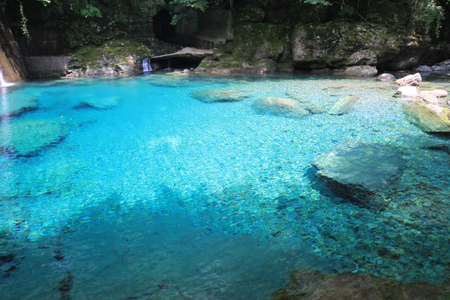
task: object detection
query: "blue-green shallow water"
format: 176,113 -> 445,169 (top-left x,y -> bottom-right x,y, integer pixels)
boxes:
1,72 -> 450,299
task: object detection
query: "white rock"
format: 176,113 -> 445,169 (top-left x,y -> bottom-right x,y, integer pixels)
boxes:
419,91 -> 439,104
433,90 -> 448,98
396,86 -> 418,98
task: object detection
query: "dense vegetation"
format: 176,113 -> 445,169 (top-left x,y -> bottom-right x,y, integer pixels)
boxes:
2,0 -> 450,47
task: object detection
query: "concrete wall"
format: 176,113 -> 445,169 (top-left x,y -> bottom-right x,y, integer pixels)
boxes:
0,9 -> 28,82
24,56 -> 70,77
196,10 -> 234,44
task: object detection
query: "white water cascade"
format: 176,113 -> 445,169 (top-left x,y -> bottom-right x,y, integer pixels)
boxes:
142,57 -> 153,72
0,67 -> 14,87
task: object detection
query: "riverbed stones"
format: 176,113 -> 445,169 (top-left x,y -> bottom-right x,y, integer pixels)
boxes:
418,91 -> 439,104
328,96 -> 359,115
402,102 -> 450,132
251,97 -> 310,119
395,73 -> 422,86
270,269 -> 450,300
191,89 -> 251,103
0,94 -> 38,118
311,139 -> 407,209
0,120 -> 70,156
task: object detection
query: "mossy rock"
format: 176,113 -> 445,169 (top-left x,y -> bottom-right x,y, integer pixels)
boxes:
191,89 -> 251,103
0,93 -> 38,118
271,269 -> 450,300
0,120 -> 70,157
402,102 -> 450,132
251,97 -> 310,119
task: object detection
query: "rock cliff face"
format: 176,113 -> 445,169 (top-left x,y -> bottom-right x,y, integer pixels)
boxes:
0,9 -> 28,82
291,21 -> 401,70
197,4 -> 450,74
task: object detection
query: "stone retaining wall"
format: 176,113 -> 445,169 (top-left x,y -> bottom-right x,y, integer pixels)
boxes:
24,56 -> 71,77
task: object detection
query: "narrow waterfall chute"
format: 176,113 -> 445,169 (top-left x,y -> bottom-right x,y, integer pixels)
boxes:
142,58 -> 153,72
0,68 -> 14,87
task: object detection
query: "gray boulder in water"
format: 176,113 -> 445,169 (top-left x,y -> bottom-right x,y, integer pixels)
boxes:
311,139 -> 407,209
191,89 -> 251,103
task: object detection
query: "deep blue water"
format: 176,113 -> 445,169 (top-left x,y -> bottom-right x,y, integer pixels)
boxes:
1,72 -> 450,299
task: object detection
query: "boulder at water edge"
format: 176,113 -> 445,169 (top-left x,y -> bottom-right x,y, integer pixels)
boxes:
271,269 -> 450,300
328,96 -> 359,115
191,89 -> 251,103
0,94 -> 38,118
402,102 -> 450,132
343,65 -> 377,77
0,120 -> 70,156
311,139 -> 407,209
395,73 -> 422,86
251,98 -> 310,119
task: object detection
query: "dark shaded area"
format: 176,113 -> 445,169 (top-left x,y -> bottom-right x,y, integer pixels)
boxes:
153,9 -> 176,43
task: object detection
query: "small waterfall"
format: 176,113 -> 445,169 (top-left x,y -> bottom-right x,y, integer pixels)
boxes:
0,68 -> 14,87
142,57 -> 153,72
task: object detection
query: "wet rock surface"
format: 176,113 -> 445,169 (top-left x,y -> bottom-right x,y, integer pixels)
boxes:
328,95 -> 359,115
402,102 -> 450,132
312,139 -> 407,209
251,97 -> 310,119
271,269 -> 450,300
191,89 -> 251,103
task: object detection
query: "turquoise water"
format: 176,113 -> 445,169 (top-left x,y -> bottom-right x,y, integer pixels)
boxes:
1,72 -> 450,299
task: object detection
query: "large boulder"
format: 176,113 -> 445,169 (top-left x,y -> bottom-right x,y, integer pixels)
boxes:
291,21 -> 402,70
311,139 -> 407,209
251,97 -> 310,119
191,89 -> 251,103
402,102 -> 450,133
271,269 -> 450,300
343,65 -> 377,77
395,73 -> 422,86
0,120 -> 70,156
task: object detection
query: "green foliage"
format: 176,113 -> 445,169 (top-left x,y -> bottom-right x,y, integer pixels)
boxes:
411,0 -> 446,37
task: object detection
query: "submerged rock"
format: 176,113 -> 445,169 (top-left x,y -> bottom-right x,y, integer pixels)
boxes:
311,139 -> 407,209
343,65 -> 377,77
0,120 -> 70,156
0,94 -> 38,118
395,73 -> 422,86
402,102 -> 450,132
328,96 -> 359,115
76,96 -> 121,109
271,269 -> 450,300
251,97 -> 310,119
191,89 -> 251,103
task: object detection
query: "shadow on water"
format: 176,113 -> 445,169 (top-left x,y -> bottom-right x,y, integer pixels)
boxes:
0,184 -> 339,300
